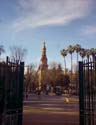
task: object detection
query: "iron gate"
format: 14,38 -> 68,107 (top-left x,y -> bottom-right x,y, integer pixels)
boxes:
0,57 -> 24,125
79,57 -> 96,125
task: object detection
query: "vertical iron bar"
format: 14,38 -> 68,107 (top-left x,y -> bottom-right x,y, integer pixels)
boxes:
87,59 -> 91,125
90,60 -> 94,125
79,61 -> 84,125
18,62 -> 24,125
83,61 -> 86,125
94,56 -> 96,125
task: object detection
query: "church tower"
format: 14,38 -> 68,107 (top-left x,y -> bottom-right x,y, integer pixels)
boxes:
38,42 -> 48,90
39,42 -> 48,70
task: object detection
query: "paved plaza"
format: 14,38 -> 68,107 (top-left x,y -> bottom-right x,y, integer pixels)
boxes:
23,94 -> 79,125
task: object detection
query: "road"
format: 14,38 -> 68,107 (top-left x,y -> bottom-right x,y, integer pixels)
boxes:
23,93 -> 79,125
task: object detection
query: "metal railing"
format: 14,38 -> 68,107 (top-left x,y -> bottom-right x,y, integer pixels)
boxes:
0,57 -> 24,125
79,57 -> 96,125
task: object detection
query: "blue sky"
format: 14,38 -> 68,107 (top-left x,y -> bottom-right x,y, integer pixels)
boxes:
0,0 -> 96,69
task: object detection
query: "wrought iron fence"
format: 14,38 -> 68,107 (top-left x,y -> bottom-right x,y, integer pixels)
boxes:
0,57 -> 24,125
79,57 -> 96,125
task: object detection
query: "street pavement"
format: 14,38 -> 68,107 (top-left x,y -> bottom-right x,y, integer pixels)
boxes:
23,93 -> 79,125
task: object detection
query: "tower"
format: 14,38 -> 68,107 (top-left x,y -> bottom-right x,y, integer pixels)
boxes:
38,42 -> 48,90
39,42 -> 48,70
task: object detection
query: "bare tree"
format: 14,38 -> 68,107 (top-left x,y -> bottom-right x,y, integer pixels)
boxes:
49,62 -> 59,69
24,64 -> 37,93
0,45 -> 5,61
10,46 -> 27,63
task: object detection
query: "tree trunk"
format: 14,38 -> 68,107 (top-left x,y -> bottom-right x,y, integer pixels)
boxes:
76,52 -> 79,95
64,57 -> 66,74
71,54 -> 73,76
70,53 -> 73,94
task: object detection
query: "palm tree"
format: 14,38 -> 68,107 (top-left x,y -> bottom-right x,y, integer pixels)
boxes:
74,44 -> 81,94
67,45 -> 75,93
67,45 -> 74,76
90,48 -> 96,61
74,44 -> 81,63
60,49 -> 67,74
85,49 -> 91,61
0,45 -> 5,61
79,48 -> 86,61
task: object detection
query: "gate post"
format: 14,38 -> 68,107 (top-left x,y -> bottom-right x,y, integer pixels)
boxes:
79,61 -> 84,125
18,62 -> 24,125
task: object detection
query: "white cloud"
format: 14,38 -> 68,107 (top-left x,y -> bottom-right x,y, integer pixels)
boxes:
11,0 -> 92,32
82,25 -> 96,35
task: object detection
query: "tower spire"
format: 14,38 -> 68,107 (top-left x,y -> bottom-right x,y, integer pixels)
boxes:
42,41 -> 46,56
39,41 -> 48,69
43,41 -> 45,48
38,42 -> 48,91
